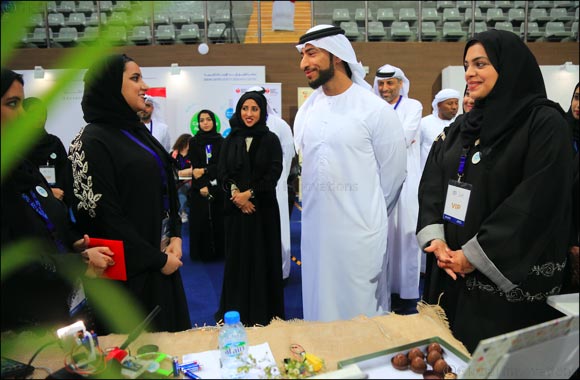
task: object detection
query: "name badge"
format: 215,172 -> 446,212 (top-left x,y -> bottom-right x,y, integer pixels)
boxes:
443,180 -> 472,226
39,165 -> 56,185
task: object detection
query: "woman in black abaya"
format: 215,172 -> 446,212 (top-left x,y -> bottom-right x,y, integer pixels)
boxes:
417,30 -> 571,352
184,109 -> 225,261
69,54 -> 191,333
215,91 -> 285,326
1,69 -> 115,332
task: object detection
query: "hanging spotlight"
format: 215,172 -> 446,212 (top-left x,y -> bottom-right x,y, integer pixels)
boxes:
170,63 -> 181,75
560,61 -> 573,72
34,65 -> 45,79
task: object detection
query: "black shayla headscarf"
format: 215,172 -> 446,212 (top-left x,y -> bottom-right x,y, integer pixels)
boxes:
81,54 -> 174,192
228,91 -> 269,138
224,91 -> 270,181
459,29 -> 564,154
81,54 -> 142,129
193,109 -> 222,145
1,68 -> 23,98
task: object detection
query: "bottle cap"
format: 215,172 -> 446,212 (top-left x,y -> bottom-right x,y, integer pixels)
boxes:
224,311 -> 240,325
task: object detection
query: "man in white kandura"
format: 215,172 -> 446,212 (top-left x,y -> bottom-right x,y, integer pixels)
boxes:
245,86 -> 295,283
294,25 -> 407,322
140,95 -> 172,152
373,65 -> 423,308
419,88 -> 460,171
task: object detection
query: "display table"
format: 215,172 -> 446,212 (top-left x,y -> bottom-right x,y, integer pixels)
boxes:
3,304 -> 470,378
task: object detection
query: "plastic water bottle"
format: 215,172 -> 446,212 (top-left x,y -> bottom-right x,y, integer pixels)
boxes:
218,311 -> 249,379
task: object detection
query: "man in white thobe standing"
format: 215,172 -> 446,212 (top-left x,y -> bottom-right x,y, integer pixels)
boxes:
140,95 -> 172,152
245,86 -> 295,283
294,25 -> 407,322
419,89 -> 460,171
373,65 -> 423,309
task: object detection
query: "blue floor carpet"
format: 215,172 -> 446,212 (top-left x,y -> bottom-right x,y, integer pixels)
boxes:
179,203 -> 420,327
180,205 -> 304,327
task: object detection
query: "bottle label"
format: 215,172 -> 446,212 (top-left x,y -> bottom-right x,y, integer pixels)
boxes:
223,342 -> 246,357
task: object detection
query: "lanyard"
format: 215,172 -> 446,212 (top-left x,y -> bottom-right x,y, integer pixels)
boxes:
457,139 -> 482,182
122,129 -> 169,211
205,144 -> 212,165
393,95 -> 403,110
456,147 -> 469,182
178,154 -> 189,170
21,190 -> 67,253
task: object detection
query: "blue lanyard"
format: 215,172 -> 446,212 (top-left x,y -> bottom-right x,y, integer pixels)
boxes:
178,154 -> 189,170
205,144 -> 212,165
393,95 -> 403,110
456,147 -> 469,182
21,190 -> 67,253
122,129 -> 169,211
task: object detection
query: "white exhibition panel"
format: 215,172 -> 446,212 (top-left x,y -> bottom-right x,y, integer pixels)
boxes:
442,64 -> 579,115
230,83 -> 283,118
18,66 -> 265,150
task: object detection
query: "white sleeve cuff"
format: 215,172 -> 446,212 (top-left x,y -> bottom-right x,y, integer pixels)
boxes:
463,236 -> 517,293
417,224 -> 446,249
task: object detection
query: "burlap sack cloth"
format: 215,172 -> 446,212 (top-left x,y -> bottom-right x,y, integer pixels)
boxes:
5,302 -> 470,377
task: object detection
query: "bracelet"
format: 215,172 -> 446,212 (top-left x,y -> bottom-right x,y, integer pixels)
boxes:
249,189 -> 255,198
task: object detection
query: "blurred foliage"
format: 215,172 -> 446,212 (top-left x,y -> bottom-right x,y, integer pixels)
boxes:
1,0 -> 173,365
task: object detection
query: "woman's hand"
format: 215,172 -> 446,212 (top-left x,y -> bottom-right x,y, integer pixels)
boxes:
231,190 -> 252,208
200,186 -> 209,197
240,201 -> 256,214
161,253 -> 183,275
437,248 -> 476,279
424,239 -> 457,280
193,168 -> 205,179
165,237 -> 182,260
51,188 -> 65,201
72,234 -> 91,252
83,246 -> 115,278
178,168 -> 194,178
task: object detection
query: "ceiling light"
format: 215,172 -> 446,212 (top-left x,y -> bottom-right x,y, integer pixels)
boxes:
170,63 -> 180,75
34,65 -> 45,79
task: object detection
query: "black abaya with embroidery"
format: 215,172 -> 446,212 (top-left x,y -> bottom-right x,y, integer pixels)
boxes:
69,55 -> 190,333
417,31 -> 571,352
